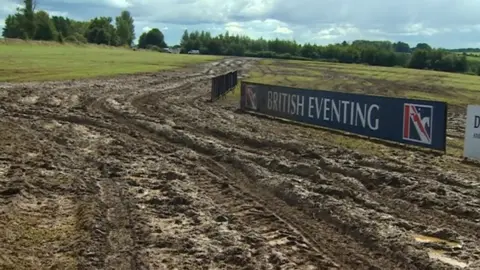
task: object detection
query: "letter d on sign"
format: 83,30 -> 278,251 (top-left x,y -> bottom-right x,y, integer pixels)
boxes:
475,115 -> 480,128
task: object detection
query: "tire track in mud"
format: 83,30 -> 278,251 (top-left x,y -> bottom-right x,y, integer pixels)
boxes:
130,115 -> 471,269
94,58 -> 472,266
200,113 -> 480,240
121,73 -> 415,268
99,96 -> 399,269
191,156 -> 399,270
95,82 -> 342,268
87,58 -> 349,268
0,70 -> 207,269
188,159 -> 340,269
0,115 -> 134,269
77,61 -> 397,269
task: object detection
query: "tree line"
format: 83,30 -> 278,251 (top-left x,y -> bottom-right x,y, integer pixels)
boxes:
448,48 -> 480,53
180,30 -> 476,74
2,1 -> 480,75
1,0 -> 166,49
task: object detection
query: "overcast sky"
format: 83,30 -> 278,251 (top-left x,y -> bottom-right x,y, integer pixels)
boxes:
1,0 -> 480,48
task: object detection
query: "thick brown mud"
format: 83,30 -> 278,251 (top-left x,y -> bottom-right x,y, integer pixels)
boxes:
0,57 -> 478,270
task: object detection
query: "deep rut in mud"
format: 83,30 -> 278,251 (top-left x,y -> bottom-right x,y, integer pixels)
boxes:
0,57 -> 479,270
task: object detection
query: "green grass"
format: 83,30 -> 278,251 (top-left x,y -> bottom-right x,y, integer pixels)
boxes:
0,39 -> 221,82
456,51 -> 480,56
240,59 -> 480,107
466,56 -> 480,61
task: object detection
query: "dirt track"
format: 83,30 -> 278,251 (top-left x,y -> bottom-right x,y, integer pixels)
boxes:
0,57 -> 479,270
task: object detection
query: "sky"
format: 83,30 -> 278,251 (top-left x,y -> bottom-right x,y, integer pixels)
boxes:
1,0 -> 480,49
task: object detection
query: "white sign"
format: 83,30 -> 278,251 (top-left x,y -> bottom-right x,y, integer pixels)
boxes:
463,105 -> 480,160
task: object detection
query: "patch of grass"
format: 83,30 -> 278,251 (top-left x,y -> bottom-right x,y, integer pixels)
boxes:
301,61 -> 480,91
242,59 -> 480,107
224,80 -> 243,101
466,56 -> 480,62
404,90 -> 477,106
1,212 -> 80,269
446,138 -> 465,157
0,39 -> 221,82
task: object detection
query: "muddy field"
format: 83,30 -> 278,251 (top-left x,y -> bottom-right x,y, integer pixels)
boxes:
0,57 -> 479,270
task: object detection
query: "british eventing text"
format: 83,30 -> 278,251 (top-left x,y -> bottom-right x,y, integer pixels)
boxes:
267,91 -> 380,130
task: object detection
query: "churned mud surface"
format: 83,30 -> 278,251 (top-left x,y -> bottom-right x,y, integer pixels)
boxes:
0,57 -> 479,270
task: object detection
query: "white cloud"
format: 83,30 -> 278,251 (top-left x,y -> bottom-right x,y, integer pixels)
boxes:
45,10 -> 69,17
1,0 -> 480,48
104,0 -> 132,8
312,24 -> 360,41
274,26 -> 292,34
402,23 -> 439,36
225,22 -> 244,33
221,19 -> 295,38
43,0 -> 131,9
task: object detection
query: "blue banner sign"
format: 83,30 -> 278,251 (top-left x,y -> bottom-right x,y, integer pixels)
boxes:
240,82 -> 447,151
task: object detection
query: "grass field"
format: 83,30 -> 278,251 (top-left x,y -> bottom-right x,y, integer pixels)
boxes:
241,59 -> 480,107
454,51 -> 480,63
227,59 -> 477,159
459,51 -> 480,56
466,56 -> 480,63
0,39 -> 221,82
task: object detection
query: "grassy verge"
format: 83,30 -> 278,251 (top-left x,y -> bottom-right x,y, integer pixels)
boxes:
0,39 -> 221,82
242,59 -> 480,107
225,59 -> 472,159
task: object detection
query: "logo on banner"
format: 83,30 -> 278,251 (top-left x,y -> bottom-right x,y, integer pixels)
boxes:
403,103 -> 433,144
245,85 -> 257,110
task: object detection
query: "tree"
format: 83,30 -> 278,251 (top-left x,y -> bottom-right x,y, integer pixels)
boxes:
138,28 -> 166,48
115,10 -> 135,46
52,16 -> 72,39
300,43 -> 317,58
2,14 -> 24,38
455,54 -> 468,72
85,17 -> 117,45
393,41 -> 410,53
21,0 -> 36,39
180,30 -> 189,46
138,32 -> 147,48
409,49 -> 429,69
69,20 -> 89,38
33,11 -> 57,41
206,39 -> 222,54
415,43 -> 432,51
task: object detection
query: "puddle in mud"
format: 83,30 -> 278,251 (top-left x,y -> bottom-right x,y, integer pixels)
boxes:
428,250 -> 469,268
413,234 -> 469,268
413,234 -> 462,248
